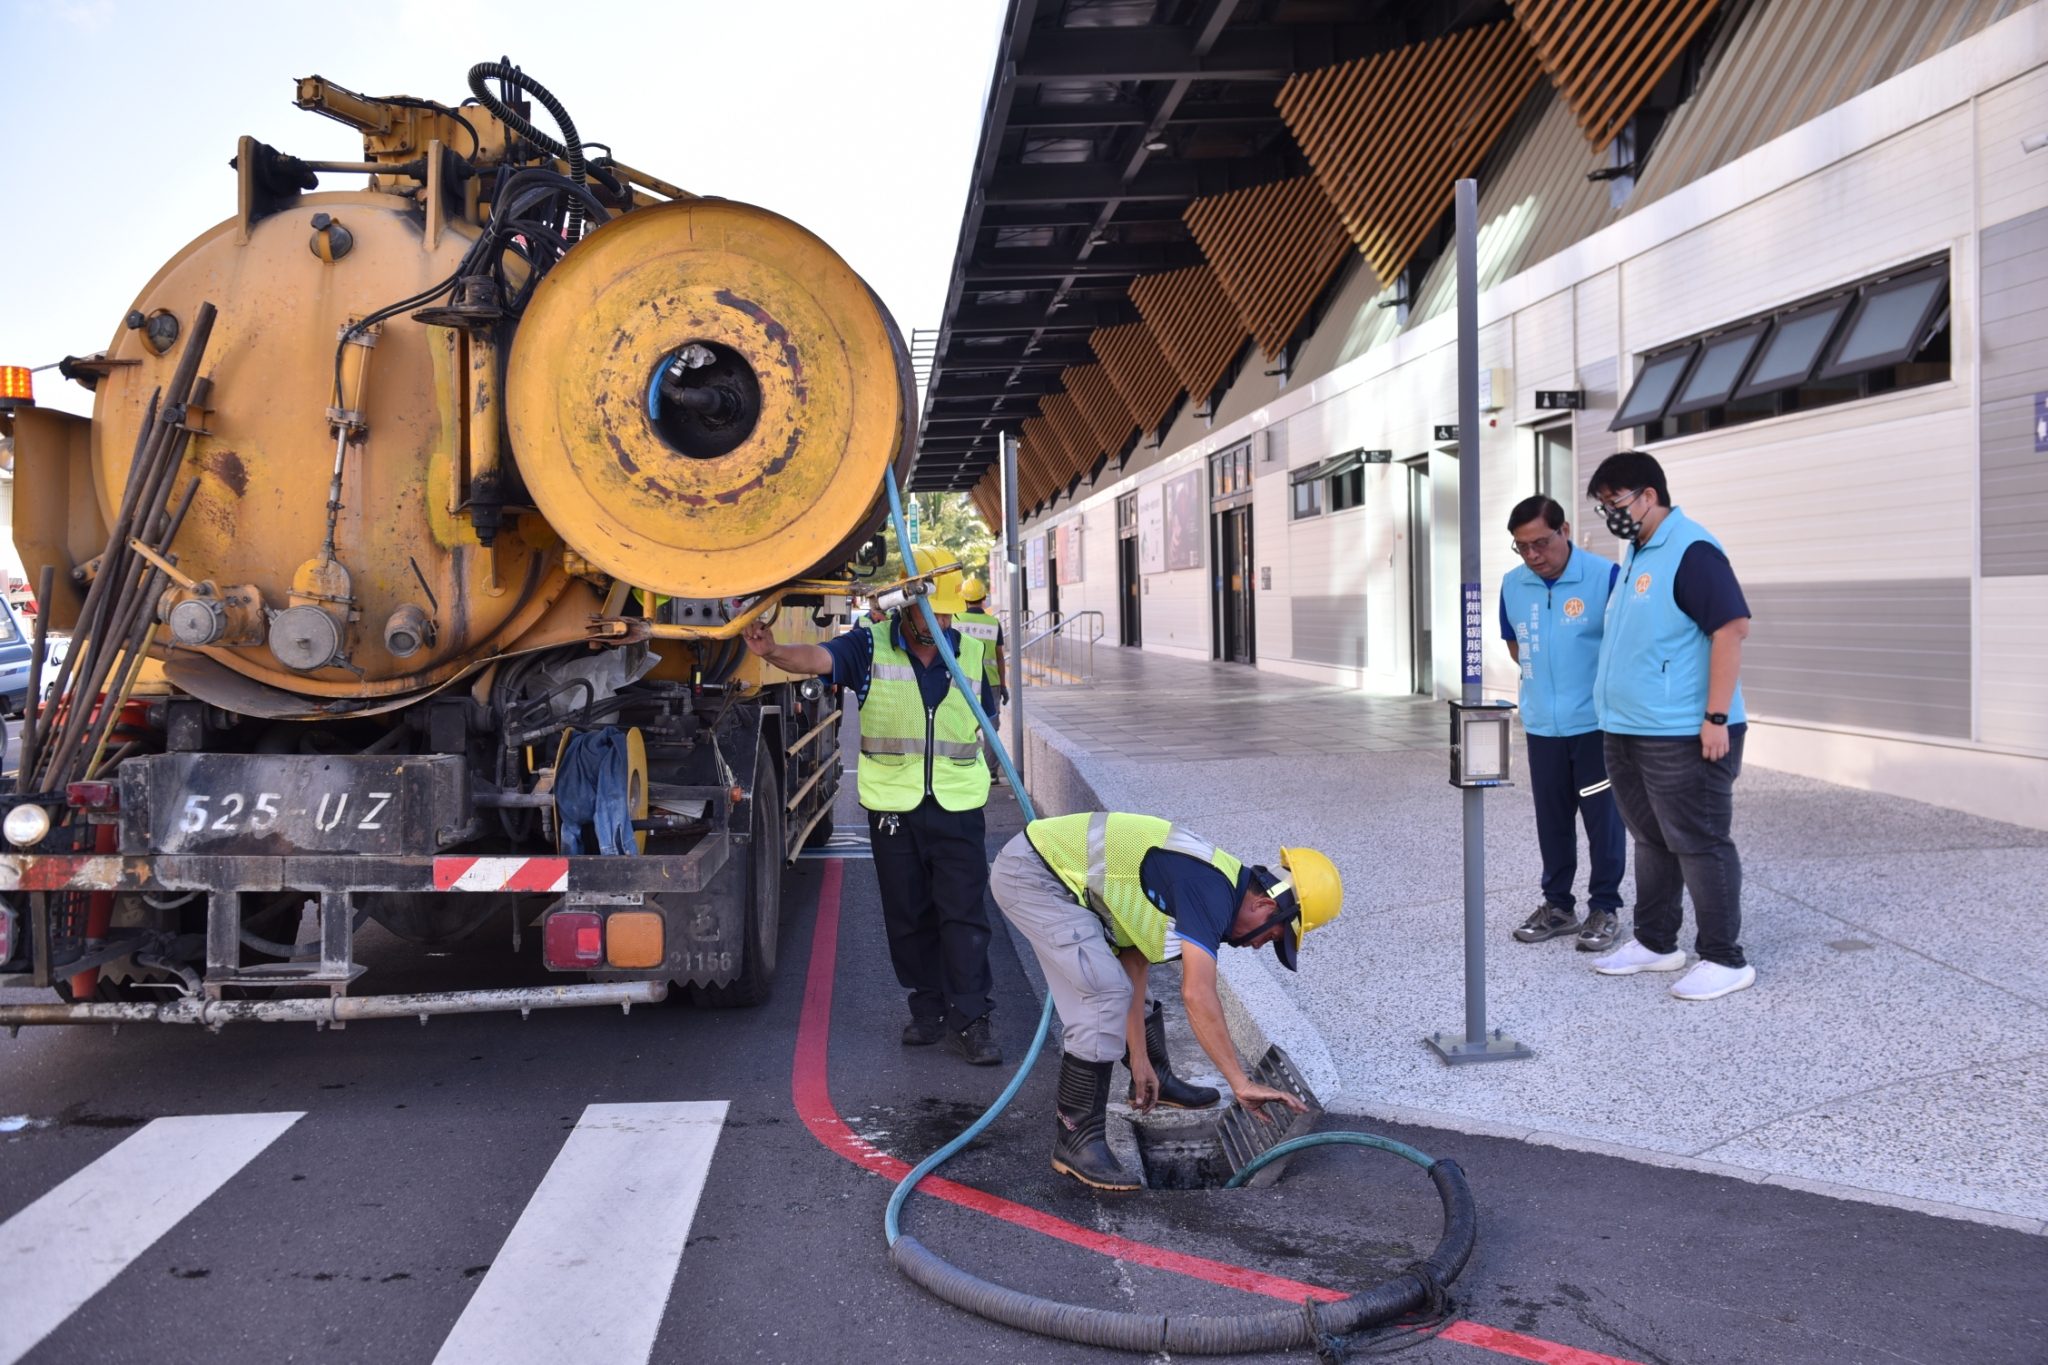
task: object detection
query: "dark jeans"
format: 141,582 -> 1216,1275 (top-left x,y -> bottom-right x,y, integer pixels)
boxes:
868,797 -> 994,1026
1603,730 -> 1746,968
1525,731 -> 1627,915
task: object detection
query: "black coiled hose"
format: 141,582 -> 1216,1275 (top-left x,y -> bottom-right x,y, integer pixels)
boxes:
888,1159 -> 1476,1356
466,60 -> 589,238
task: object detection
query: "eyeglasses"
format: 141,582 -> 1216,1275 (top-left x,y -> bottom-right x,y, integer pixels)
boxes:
1510,531 -> 1564,559
1592,488 -> 1642,514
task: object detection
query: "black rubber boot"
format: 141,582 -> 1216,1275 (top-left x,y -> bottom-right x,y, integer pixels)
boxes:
1051,1055 -> 1139,1191
1126,1000 -> 1221,1109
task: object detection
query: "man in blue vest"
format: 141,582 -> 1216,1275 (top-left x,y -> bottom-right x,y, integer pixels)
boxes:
1585,452 -> 1756,1001
742,548 -> 1005,1063
1498,495 -> 1627,953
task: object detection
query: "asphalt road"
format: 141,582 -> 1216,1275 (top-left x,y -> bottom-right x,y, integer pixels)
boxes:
1,782 -> 2043,1364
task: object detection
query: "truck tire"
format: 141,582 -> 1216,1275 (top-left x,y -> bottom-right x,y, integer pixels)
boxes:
690,735 -> 783,1007
802,809 -> 835,850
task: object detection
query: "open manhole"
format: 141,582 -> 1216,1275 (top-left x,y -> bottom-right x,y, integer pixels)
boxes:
1130,1045 -> 1322,1190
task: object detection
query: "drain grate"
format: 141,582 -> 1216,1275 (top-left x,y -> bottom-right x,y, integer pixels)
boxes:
1128,1044 -> 1322,1190
1217,1045 -> 1322,1187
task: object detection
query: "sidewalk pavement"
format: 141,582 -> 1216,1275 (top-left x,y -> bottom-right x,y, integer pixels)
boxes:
1012,645 -> 2048,1234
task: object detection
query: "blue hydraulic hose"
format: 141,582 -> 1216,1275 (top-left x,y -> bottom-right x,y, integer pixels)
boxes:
879,467 -> 1056,1247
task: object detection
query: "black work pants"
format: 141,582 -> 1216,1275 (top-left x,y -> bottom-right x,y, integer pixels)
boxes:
1604,730 -> 1746,968
1525,731 -> 1626,915
868,797 -> 995,1026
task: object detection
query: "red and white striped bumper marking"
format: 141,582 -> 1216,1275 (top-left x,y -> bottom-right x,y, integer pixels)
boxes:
431,857 -> 570,893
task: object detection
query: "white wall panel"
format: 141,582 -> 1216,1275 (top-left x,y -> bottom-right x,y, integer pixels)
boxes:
1621,109 -> 1974,350
1981,576 -> 2048,752
1978,64 -> 2048,230
1514,289 -> 1576,412
1574,269 -> 1619,380
1648,387 -> 1975,583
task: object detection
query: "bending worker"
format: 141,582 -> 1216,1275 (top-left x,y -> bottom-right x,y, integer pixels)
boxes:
742,547 -> 1003,1065
988,811 -> 1342,1191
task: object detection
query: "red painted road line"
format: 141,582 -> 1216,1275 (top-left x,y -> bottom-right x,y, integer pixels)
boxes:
1440,1322 -> 1647,1365
791,857 -> 1644,1365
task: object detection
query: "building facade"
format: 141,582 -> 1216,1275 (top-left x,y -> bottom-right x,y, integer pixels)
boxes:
973,2 -> 2048,828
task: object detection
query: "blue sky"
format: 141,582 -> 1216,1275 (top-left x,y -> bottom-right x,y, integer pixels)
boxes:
0,0 -> 1007,415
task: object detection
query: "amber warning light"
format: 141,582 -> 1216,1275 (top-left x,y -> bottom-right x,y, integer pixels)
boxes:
0,366 -> 34,409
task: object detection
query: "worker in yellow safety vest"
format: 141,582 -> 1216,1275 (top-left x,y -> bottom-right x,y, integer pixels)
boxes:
742,548 -> 1004,1065
987,811 -> 1342,1190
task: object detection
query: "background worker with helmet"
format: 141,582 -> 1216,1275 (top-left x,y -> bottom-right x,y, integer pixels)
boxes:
743,548 -> 1005,1065
951,575 -> 1008,779
987,811 -> 1342,1191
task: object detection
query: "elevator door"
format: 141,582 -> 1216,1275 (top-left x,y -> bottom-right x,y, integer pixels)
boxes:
1407,461 -> 1433,695
1118,534 -> 1142,646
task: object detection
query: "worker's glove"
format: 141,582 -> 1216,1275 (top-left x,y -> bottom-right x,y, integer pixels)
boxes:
998,686 -> 1011,705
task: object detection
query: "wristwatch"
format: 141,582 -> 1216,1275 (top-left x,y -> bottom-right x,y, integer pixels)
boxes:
1704,712 -> 1729,726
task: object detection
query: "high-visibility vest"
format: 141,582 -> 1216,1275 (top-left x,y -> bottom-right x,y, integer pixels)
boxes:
856,619 -> 991,813
954,609 -> 1003,686
1024,812 -> 1244,963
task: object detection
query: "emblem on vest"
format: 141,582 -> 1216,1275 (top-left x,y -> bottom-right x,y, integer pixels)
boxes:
1563,597 -> 1585,619
1634,573 -> 1652,595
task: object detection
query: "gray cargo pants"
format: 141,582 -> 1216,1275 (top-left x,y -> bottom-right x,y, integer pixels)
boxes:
987,832 -> 1130,1063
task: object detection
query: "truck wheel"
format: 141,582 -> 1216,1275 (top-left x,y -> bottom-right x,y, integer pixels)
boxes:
802,810 -> 835,849
690,735 -> 783,1007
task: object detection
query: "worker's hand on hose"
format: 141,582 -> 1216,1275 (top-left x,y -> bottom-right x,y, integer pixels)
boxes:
1128,1056 -> 1160,1112
1233,1081 -> 1308,1123
741,620 -> 776,656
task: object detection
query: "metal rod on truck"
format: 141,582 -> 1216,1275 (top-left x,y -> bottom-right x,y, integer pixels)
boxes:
0,981 -> 668,1029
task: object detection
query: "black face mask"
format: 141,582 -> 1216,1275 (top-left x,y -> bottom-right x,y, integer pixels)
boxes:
1600,494 -> 1645,541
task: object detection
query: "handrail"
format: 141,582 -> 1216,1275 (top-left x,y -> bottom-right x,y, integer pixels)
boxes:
1019,610 -> 1102,685
1021,610 -> 1103,652
1022,608 -> 1063,635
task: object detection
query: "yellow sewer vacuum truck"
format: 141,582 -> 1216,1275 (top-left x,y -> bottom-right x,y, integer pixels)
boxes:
0,62 -> 912,1025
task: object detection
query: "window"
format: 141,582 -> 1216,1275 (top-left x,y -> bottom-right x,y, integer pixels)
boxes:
1291,477 -> 1324,520
1116,492 -> 1138,539
1610,345 -> 1697,431
1666,319 -> 1769,417
1291,450 -> 1365,518
1209,442 -> 1252,500
1816,265 -> 1948,381
1617,255 -> 1950,440
1731,296 -> 1849,401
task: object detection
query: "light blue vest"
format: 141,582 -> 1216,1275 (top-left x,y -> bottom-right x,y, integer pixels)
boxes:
1594,508 -> 1746,736
1500,544 -> 1615,737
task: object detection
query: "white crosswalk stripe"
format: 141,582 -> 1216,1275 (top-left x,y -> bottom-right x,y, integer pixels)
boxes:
799,830 -> 872,860
0,1111 -> 304,1365
433,1101 -> 729,1365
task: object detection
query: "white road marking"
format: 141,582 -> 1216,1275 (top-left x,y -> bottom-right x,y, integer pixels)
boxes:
433,1101 -> 729,1365
0,1111 -> 304,1365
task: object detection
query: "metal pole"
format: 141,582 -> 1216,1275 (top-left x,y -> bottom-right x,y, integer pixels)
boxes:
1428,178 -> 1532,1067
1002,430 -> 1025,792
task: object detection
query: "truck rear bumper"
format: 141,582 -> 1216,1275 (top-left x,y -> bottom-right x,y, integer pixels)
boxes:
0,980 -> 667,1030
0,843 -> 729,894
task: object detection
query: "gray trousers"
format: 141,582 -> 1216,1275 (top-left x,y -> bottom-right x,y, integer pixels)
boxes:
987,832 -> 1130,1063
1604,730 -> 1746,968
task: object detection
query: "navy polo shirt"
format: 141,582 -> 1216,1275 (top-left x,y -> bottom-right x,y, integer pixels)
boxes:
822,616 -> 997,713
1137,849 -> 1249,960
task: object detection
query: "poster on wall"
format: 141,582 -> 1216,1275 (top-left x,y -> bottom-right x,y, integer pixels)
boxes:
1026,534 -> 1047,589
1164,469 -> 1203,571
1056,523 -> 1084,584
1138,483 -> 1165,574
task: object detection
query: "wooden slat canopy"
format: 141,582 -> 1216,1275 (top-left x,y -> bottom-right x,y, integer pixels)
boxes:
1278,21 -> 1543,283
1183,175 -> 1356,361
1510,0 -> 1723,149
1089,322 -> 1182,434
1128,264 -> 1249,409
1062,364 -> 1140,459
968,469 -> 1001,533
1040,390 -> 1102,472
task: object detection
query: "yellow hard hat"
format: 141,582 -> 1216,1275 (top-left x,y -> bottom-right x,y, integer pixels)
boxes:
1270,846 -> 1342,971
961,575 -> 988,604
911,546 -> 967,615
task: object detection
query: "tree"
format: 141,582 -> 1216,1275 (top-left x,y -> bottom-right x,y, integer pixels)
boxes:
876,493 -> 998,586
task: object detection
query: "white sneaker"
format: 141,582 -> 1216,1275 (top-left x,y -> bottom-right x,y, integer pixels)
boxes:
1669,960 -> 1756,1001
1590,939 -> 1688,975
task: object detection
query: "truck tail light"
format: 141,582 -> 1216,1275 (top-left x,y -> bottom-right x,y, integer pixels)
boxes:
605,910 -> 663,969
542,910 -> 603,970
